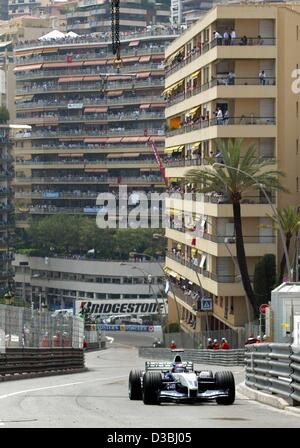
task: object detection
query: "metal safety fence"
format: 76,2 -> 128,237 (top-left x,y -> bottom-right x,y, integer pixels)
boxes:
139,347 -> 245,366
0,305 -> 84,352
245,343 -> 300,405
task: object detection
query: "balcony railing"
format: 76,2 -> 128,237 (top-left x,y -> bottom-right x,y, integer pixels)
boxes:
166,37 -> 276,77
167,192 -> 275,204
17,112 -> 165,125
167,226 -> 276,244
16,158 -> 158,166
165,154 -> 275,167
16,95 -> 164,108
15,128 -> 164,140
170,283 -> 203,311
166,116 -> 276,137
14,176 -> 163,185
166,251 -> 243,283
15,30 -> 178,50
166,77 -> 276,107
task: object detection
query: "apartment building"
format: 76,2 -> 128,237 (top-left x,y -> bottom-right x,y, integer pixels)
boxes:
8,0 -> 50,18
66,0 -> 170,35
13,30 -> 178,225
164,3 -> 300,335
0,125 -> 14,296
13,254 -> 166,312
0,0 -> 9,20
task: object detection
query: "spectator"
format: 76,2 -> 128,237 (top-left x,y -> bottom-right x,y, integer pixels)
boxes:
259,70 -> 266,85
240,35 -> 248,46
223,31 -> 229,45
170,340 -> 177,349
214,31 -> 223,45
257,35 -> 264,45
230,28 -> 236,44
227,71 -> 236,85
221,338 -> 230,349
213,339 -> 220,350
216,108 -> 223,125
207,337 -> 213,349
223,109 -> 230,125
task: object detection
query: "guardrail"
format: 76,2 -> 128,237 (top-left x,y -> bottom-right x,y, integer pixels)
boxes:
0,348 -> 84,378
138,347 -> 245,366
245,343 -> 300,405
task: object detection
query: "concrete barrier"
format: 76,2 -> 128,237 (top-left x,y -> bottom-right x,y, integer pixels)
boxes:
138,347 -> 245,366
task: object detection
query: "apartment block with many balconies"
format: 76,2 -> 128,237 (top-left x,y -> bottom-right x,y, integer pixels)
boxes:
13,30 -> 178,225
164,3 -> 300,336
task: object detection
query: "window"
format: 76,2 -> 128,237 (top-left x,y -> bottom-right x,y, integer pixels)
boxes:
123,277 -> 133,284
107,294 -> 121,299
112,278 -> 121,284
86,292 -> 93,298
96,293 -> 106,299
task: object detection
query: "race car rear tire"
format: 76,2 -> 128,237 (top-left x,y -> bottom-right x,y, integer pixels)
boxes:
129,369 -> 143,400
143,372 -> 162,405
215,371 -> 235,405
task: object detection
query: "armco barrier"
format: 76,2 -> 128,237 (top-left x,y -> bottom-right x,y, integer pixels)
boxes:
0,348 -> 85,378
138,347 -> 245,366
245,343 -> 300,405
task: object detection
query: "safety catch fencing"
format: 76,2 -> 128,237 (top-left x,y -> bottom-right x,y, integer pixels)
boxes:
245,343 -> 300,405
139,347 -> 245,366
0,348 -> 85,378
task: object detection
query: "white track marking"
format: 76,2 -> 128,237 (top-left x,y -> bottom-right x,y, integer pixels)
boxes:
0,375 -> 127,401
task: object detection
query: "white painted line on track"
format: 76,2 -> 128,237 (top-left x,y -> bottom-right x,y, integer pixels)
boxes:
0,375 -> 128,401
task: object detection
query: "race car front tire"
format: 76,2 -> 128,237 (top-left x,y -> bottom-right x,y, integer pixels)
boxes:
129,369 -> 143,400
215,371 -> 235,405
143,371 -> 162,405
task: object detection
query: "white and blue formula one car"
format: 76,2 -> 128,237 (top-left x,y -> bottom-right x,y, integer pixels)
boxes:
128,351 -> 235,405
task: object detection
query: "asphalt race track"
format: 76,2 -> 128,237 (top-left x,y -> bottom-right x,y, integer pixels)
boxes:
0,335 -> 299,428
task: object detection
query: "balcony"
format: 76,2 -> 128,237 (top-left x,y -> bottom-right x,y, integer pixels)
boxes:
166,37 -> 276,77
15,128 -> 164,140
16,95 -> 164,109
15,158 -> 158,168
14,176 -> 164,185
166,77 -> 276,109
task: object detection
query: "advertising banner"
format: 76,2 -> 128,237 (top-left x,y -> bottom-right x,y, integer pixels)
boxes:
76,299 -> 167,316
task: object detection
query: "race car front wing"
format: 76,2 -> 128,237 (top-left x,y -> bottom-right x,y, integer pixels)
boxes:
159,388 -> 229,402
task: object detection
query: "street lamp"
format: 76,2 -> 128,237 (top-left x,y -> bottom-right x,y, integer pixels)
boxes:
213,162 -> 292,281
120,262 -> 167,343
130,249 -> 180,324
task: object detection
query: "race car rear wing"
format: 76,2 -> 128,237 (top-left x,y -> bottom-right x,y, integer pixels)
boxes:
145,361 -> 194,371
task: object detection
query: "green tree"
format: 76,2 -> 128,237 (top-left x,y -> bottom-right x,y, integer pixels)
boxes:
0,106 -> 9,124
254,254 -> 276,306
269,206 -> 300,283
185,138 -> 286,316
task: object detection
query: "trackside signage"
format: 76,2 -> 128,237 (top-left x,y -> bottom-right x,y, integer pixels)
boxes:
75,299 -> 167,315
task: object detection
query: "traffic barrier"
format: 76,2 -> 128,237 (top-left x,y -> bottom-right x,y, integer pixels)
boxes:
245,343 -> 300,405
0,348 -> 84,378
138,347 -> 245,366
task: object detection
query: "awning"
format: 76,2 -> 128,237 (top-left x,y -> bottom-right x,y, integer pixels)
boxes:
84,137 -> 108,143
84,106 -> 108,113
83,75 -> 101,81
150,103 -> 165,107
83,60 -> 107,66
58,153 -> 84,157
42,62 -> 83,68
151,70 -> 165,76
140,104 -> 150,109
107,75 -> 132,81
136,72 -> 150,79
151,55 -> 164,61
121,137 -> 140,143
58,76 -> 83,83
14,64 -> 42,72
84,168 -> 108,172
123,57 -> 139,63
151,136 -> 165,142
128,40 -> 140,47
137,136 -> 150,142
139,56 -> 151,63
42,47 -> 59,53
107,137 -> 123,143
107,153 -> 140,158
107,90 -> 123,97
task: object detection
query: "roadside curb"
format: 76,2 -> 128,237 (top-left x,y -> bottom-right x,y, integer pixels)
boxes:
237,382 -> 294,410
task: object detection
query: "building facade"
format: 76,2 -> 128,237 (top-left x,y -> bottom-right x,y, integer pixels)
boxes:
13,254 -> 165,312
66,0 -> 170,35
13,30 -> 178,226
0,125 -> 14,296
164,4 -> 300,336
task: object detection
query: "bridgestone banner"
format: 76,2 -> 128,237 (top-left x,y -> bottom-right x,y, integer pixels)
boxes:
75,299 -> 167,316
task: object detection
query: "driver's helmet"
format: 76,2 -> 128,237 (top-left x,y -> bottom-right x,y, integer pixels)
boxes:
171,362 -> 185,373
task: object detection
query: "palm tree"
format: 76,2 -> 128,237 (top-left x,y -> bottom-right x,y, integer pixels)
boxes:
185,138 -> 287,316
269,206 -> 300,283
